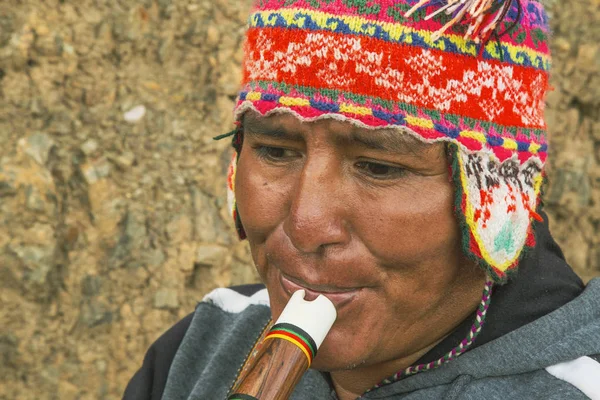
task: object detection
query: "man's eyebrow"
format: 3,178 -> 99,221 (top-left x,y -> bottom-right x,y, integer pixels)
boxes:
242,115 -> 428,154
348,129 -> 427,155
242,116 -> 298,139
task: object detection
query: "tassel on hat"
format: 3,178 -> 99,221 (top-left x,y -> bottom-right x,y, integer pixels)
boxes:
405,0 -> 515,42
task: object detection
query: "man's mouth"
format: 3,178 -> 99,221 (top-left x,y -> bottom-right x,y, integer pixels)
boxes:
279,272 -> 361,308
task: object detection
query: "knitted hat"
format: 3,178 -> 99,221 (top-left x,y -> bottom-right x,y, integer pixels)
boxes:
226,0 -> 551,285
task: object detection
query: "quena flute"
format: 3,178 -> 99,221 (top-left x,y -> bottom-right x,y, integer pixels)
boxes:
228,290 -> 337,400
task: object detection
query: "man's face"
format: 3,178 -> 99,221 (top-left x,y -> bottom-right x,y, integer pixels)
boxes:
235,111 -> 484,374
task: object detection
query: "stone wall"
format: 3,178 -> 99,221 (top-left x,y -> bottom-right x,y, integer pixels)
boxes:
0,0 -> 598,398
543,0 -> 600,282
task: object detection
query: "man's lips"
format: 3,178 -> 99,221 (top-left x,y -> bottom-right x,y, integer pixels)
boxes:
279,272 -> 361,309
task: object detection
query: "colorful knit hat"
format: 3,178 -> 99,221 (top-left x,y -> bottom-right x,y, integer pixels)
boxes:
226,0 -> 551,285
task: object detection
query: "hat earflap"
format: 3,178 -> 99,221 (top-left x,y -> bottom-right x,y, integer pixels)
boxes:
227,130 -> 247,240
448,144 -> 542,284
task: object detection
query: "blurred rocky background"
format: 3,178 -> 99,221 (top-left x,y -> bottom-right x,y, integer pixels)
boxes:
0,0 -> 598,398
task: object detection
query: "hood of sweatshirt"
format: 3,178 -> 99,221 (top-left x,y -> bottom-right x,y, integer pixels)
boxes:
363,278 -> 600,398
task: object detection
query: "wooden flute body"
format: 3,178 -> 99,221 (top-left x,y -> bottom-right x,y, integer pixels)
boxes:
228,290 -> 337,400
228,336 -> 308,400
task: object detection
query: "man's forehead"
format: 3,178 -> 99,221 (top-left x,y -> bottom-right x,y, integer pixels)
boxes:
241,111 -> 431,154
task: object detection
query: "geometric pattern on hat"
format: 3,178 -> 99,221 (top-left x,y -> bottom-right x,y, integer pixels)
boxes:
230,0 -> 551,284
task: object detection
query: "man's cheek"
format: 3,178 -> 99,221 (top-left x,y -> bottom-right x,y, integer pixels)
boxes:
235,162 -> 262,229
239,182 -> 288,235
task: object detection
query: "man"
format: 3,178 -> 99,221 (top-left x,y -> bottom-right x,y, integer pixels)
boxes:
124,0 -> 600,399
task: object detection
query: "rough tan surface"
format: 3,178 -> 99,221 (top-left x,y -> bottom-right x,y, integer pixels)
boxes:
543,0 -> 600,283
0,0 -> 598,398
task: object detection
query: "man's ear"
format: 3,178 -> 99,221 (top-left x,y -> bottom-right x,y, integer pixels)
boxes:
232,128 -> 244,154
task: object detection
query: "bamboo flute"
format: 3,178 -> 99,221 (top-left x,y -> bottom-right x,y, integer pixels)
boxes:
228,290 -> 337,400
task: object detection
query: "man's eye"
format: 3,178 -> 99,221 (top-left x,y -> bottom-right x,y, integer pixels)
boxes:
356,161 -> 407,179
254,146 -> 297,161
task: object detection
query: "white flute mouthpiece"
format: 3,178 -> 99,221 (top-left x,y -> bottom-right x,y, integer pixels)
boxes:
274,290 -> 337,350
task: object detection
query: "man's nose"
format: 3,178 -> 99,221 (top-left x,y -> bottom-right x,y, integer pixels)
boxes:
283,158 -> 350,254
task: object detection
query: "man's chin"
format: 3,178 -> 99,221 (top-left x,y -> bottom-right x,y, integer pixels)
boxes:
310,356 -> 368,372
309,342 -> 371,372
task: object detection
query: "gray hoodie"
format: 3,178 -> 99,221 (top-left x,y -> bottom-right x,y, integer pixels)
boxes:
161,279 -> 600,400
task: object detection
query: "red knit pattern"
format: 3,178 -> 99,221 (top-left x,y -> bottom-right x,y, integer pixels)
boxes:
243,27 -> 548,130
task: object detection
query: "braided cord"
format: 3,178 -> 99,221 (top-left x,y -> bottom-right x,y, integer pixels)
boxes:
369,277 -> 494,391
